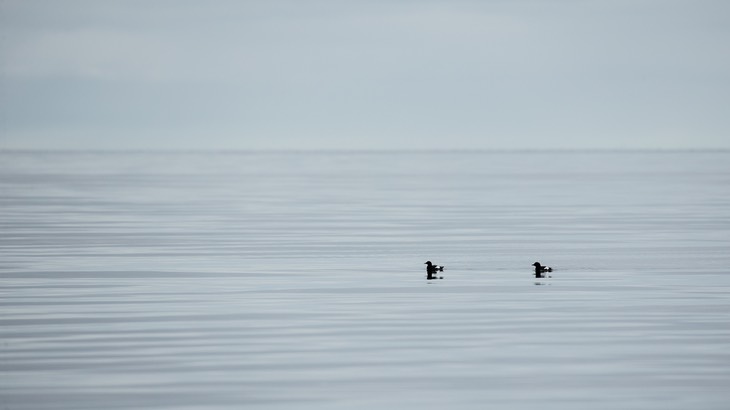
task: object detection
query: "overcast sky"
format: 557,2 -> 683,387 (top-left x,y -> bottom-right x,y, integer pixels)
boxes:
1,0 -> 728,150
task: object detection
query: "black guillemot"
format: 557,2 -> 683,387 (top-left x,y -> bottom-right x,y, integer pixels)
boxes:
424,261 -> 444,280
532,262 -> 552,278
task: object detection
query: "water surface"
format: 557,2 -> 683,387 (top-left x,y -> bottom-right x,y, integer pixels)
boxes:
2,150 -> 730,409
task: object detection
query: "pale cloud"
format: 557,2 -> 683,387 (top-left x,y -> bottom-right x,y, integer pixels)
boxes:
6,28 -> 170,80
1,0 -> 729,150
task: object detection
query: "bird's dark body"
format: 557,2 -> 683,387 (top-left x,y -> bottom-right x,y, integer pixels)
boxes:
424,261 -> 444,280
532,262 -> 552,278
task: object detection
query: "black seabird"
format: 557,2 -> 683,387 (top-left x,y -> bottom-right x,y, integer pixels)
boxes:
424,261 -> 444,280
532,262 -> 552,278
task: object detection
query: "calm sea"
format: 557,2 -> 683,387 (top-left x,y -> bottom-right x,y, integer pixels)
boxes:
2,150 -> 730,409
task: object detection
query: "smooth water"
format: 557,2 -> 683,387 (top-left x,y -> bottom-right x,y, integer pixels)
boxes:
2,150 -> 730,409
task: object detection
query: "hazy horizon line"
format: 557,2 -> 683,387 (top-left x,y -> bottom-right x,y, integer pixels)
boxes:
2,147 -> 729,154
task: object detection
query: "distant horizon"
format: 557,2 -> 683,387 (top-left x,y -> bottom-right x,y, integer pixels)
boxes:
3,147 -> 729,154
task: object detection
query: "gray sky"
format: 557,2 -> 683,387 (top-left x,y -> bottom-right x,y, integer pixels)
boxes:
1,0 -> 729,150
